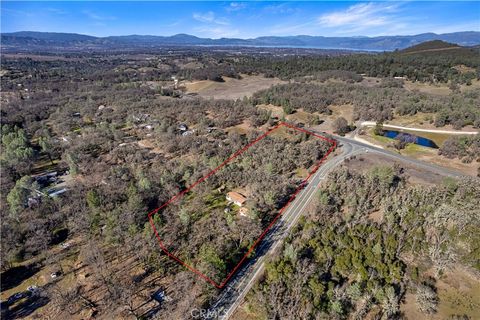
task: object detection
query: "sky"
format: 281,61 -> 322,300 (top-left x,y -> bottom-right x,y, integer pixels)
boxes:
1,1 -> 479,38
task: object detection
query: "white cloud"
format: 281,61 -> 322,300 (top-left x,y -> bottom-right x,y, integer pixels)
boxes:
193,11 -> 229,25
192,10 -> 233,37
82,10 -> 116,21
263,3 -> 296,14
2,8 -> 35,17
46,8 -> 68,15
226,2 -> 247,12
318,2 -> 400,30
164,20 -> 183,28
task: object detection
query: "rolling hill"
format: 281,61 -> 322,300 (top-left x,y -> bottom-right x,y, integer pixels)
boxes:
400,40 -> 479,58
1,31 -> 479,52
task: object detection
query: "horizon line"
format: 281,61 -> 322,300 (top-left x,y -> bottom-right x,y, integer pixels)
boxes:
2,30 -> 479,40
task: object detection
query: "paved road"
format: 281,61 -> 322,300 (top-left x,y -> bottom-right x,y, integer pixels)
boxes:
336,135 -> 465,178
360,121 -> 479,135
207,133 -> 467,320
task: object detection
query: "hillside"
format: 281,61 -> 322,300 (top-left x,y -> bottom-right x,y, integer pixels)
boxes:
1,31 -> 479,52
2,31 -> 97,42
401,40 -> 460,53
400,40 -> 479,58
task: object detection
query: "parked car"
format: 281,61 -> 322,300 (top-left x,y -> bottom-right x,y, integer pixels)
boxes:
27,285 -> 38,293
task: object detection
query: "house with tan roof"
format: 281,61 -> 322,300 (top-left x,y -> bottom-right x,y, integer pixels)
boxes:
226,191 -> 247,207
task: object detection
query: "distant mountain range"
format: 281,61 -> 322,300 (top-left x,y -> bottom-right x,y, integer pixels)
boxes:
1,31 -> 479,51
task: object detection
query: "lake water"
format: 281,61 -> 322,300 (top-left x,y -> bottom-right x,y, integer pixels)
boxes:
383,130 -> 438,149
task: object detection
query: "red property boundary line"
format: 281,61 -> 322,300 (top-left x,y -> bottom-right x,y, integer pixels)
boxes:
147,122 -> 337,289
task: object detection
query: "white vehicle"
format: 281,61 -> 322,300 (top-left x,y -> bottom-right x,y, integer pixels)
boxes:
27,285 -> 40,295
27,285 -> 38,292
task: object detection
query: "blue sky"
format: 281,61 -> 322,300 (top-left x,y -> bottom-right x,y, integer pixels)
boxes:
2,1 -> 479,38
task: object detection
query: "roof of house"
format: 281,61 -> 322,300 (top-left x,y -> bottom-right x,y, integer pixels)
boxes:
227,191 -> 247,205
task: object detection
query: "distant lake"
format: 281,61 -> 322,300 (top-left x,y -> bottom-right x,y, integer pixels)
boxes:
196,44 -> 385,52
384,130 -> 438,149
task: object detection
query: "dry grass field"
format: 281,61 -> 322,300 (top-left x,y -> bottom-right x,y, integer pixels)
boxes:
404,79 -> 480,96
183,75 -> 286,100
401,266 -> 480,320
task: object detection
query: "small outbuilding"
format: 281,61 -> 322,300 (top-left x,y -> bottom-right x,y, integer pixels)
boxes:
239,207 -> 249,217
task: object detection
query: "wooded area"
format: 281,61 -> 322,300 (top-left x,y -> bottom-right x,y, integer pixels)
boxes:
252,82 -> 480,128
152,127 -> 330,284
1,46 -> 479,319
247,166 -> 480,319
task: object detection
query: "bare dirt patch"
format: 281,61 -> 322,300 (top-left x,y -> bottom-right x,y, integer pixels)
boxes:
259,103 -> 354,134
453,64 -> 476,74
368,210 -> 384,223
404,80 -> 452,96
183,75 -> 286,100
404,79 -> 480,97
329,104 -> 354,123
401,266 -> 480,319
257,104 -> 283,118
461,79 -> 480,93
225,120 -> 255,135
436,266 -> 480,318
401,292 -> 428,320
343,153 -> 452,186
286,110 -> 309,123
359,76 -> 382,88
414,151 -> 478,177
138,139 -> 163,154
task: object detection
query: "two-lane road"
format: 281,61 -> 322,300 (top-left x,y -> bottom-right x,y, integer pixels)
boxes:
209,137 -> 364,319
208,133 -> 467,320
335,135 -> 464,178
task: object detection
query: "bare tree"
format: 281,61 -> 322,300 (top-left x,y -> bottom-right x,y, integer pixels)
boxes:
333,117 -> 350,135
415,284 -> 438,314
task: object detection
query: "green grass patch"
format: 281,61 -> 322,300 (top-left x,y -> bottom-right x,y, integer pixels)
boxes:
183,191 -> 195,202
400,143 -> 434,156
371,134 -> 393,144
204,191 -> 228,210
368,129 -> 394,145
295,167 -> 308,179
32,158 -> 60,170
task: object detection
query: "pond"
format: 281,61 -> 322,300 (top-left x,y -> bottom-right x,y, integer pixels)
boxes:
383,130 -> 438,149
